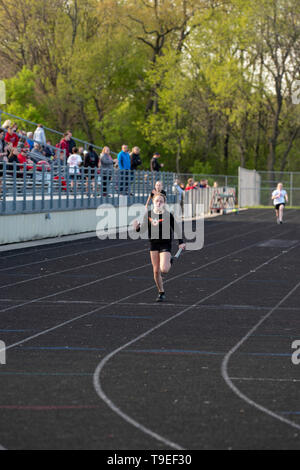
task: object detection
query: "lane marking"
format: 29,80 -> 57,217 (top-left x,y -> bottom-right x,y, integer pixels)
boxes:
222,279 -> 300,432
93,241 -> 299,450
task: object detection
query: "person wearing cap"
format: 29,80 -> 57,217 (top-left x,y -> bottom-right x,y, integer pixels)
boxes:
150,152 -> 164,172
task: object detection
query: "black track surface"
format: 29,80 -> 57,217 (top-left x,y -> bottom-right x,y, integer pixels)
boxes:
0,209 -> 299,450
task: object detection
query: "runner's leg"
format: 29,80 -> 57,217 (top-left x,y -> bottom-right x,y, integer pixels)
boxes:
150,251 -> 164,293
160,251 -> 172,275
279,204 -> 284,222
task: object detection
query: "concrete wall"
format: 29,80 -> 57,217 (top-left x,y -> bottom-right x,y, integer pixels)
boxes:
0,200 -> 143,245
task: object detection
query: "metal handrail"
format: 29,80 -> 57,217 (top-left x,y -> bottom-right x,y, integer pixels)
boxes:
0,109 -> 117,156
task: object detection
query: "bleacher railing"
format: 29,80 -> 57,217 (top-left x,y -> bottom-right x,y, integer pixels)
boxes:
0,163 -> 176,215
0,109 -> 116,156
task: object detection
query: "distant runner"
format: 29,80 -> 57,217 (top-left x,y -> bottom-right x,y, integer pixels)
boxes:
272,182 -> 288,224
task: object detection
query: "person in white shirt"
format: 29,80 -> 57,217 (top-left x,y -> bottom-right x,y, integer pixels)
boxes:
67,147 -> 82,191
271,182 -> 288,224
33,124 -> 46,146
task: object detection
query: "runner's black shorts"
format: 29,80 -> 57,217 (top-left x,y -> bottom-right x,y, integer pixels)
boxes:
150,240 -> 172,253
275,203 -> 285,210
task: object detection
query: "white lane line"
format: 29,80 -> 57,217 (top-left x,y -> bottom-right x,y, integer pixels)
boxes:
0,247 -> 147,291
0,240 -> 138,273
0,219 -> 290,319
222,279 -> 300,431
0,225 -> 294,450
230,377 -> 300,383
0,216 -> 229,261
0,218 -> 282,292
93,242 -> 299,450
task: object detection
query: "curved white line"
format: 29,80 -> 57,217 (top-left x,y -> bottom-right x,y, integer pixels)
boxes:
222,279 -> 300,431
93,242 -> 297,449
0,218 -> 295,449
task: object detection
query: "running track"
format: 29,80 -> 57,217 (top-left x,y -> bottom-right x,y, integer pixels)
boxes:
0,208 -> 299,450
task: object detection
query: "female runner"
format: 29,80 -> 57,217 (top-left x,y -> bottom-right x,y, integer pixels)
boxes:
271,182 -> 288,224
133,192 -> 185,302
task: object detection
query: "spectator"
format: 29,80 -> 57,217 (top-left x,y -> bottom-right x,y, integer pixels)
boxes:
100,146 -> 114,195
0,130 -> 9,198
67,146 -> 82,191
84,145 -> 99,170
130,146 -> 142,171
4,126 -> 19,148
199,179 -> 209,188
44,140 -> 55,159
17,147 -> 33,176
145,180 -> 167,209
78,146 -> 85,160
6,145 -> 18,178
150,152 -> 164,172
66,130 -> 76,156
30,142 -> 44,160
173,178 -> 185,207
17,137 -> 30,154
118,144 -> 131,194
118,144 -> 131,170
33,124 -> 46,146
26,132 -> 34,150
2,120 -> 12,129
57,132 -> 70,157
52,151 -> 65,168
185,178 -> 196,191
84,145 -> 99,194
0,129 -> 5,156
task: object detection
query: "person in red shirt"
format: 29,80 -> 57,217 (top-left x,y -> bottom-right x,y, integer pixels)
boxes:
17,148 -> 33,174
57,133 -> 70,157
4,127 -> 19,148
185,178 -> 197,191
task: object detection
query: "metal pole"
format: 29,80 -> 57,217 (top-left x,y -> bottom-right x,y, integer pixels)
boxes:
290,172 -> 293,207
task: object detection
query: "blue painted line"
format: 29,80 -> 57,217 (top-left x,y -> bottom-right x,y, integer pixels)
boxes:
280,411 -> 300,415
99,314 -> 153,320
0,329 -> 33,333
18,346 -> 106,352
251,334 -> 298,338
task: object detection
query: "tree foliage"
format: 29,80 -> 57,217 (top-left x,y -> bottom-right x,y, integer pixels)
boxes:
1,0 -> 300,173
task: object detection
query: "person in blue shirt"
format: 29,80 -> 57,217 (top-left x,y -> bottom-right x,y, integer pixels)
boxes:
117,144 -> 131,194
26,132 -> 34,150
